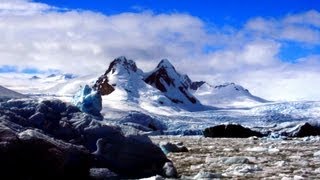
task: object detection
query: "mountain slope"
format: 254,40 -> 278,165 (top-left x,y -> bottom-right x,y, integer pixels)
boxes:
0,85 -> 27,99
93,57 -> 190,114
193,82 -> 268,107
144,59 -> 204,110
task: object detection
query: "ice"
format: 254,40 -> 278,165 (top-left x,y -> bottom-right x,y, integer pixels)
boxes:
72,85 -> 102,117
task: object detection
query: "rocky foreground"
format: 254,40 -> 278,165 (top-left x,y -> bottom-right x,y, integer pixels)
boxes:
151,136 -> 320,179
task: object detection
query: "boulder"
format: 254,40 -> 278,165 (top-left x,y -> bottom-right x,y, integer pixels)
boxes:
0,126 -> 91,180
286,123 -> 320,137
159,141 -> 188,154
203,124 -> 264,138
93,135 -> 177,178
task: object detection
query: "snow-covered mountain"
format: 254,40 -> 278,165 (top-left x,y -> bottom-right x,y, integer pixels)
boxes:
93,56 -> 205,113
144,59 -> 203,109
192,82 -> 268,108
0,85 -> 27,100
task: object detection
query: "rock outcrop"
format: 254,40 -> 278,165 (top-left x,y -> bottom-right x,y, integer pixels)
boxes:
0,125 -> 91,180
144,59 -> 200,106
203,124 -> 264,138
93,56 -> 138,95
285,123 -> 320,137
0,99 -> 177,179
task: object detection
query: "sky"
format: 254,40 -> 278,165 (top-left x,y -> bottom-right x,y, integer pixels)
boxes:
0,0 -> 320,101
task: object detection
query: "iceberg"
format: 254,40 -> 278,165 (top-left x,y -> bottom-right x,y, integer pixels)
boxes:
73,85 -> 102,117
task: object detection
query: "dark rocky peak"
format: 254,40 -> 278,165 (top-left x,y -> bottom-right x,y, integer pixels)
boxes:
30,75 -> 40,80
156,59 -> 176,70
144,59 -> 199,105
104,56 -> 138,75
93,57 -> 139,96
189,81 -> 206,91
144,59 -> 180,92
181,74 -> 206,91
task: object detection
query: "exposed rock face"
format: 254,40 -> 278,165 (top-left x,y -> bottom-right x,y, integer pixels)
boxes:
94,135 -> 175,178
144,59 -> 199,105
93,76 -> 115,95
0,99 -> 177,179
0,125 -> 91,180
285,123 -> 320,137
190,81 -> 206,91
93,56 -> 138,95
203,124 -> 264,138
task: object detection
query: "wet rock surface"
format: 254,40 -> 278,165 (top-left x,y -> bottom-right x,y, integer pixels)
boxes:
151,136 -> 320,179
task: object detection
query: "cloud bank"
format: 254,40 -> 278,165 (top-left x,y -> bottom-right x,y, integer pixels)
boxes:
0,0 -> 320,101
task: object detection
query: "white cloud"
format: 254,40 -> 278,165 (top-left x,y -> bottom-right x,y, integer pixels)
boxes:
245,11 -> 320,44
0,0 -> 320,101
0,0 -> 53,15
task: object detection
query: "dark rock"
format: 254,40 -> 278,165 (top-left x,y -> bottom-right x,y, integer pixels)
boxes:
0,126 -> 91,180
159,141 -> 188,154
93,56 -> 137,95
93,134 -> 175,178
0,99 -> 178,179
93,76 -> 115,95
90,168 -> 119,180
190,81 -> 206,91
203,124 -> 264,138
144,59 -> 199,105
286,123 -> 320,137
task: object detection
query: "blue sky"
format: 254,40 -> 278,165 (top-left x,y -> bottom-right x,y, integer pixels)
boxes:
35,0 -> 319,25
0,0 -> 320,100
34,0 -> 319,31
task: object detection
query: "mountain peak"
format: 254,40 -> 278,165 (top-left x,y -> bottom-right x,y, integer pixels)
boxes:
214,82 -> 248,92
157,59 -> 175,69
105,56 -> 138,75
144,59 -> 201,105
93,57 -> 139,95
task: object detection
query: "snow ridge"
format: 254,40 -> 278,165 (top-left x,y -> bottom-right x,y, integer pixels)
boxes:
0,85 -> 26,99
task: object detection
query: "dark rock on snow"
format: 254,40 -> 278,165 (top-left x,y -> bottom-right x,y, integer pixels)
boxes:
93,56 -> 138,95
203,124 -> 264,138
144,59 -> 199,105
